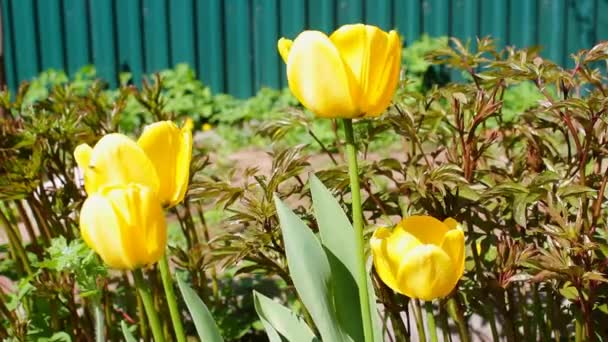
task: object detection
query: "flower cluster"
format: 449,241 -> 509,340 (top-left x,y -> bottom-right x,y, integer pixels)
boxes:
74,120 -> 193,269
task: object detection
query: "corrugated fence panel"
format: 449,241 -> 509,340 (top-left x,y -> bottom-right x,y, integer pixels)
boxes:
308,0 -> 334,33
10,0 -> 39,83
143,0 -> 169,74
116,0 -> 144,84
2,0 -> 16,89
62,0 -> 90,76
3,0 -> 608,97
37,0 -> 64,71
89,0 -> 117,87
253,0 -> 280,90
539,0 -> 566,65
225,0 -> 253,97
196,0 -> 224,93
169,0 -> 196,67
278,0 -> 306,88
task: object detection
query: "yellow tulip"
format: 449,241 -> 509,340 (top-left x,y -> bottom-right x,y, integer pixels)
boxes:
277,24 -> 401,118
74,134 -> 160,196
370,216 -> 465,301
79,184 -> 167,270
137,120 -> 193,207
74,120 -> 193,207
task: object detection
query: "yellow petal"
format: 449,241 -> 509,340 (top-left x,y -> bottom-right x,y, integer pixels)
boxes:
137,120 -> 193,207
80,184 -> 167,270
441,227 -> 465,284
371,226 -> 421,293
370,228 -> 399,290
397,215 -> 449,246
84,134 -> 160,195
364,30 -> 401,116
74,144 -> 92,170
396,244 -> 455,300
105,184 -> 167,268
80,192 -> 131,269
329,24 -> 369,89
286,30 -> 360,118
277,38 -> 293,63
443,217 -> 459,230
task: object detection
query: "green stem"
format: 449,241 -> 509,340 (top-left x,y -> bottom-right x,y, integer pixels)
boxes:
342,118 -> 374,342
93,299 -> 105,342
425,301 -> 438,342
575,317 -> 583,342
447,296 -> 470,342
133,268 -> 165,342
159,254 -> 186,342
412,299 -> 426,342
439,303 -> 451,342
0,209 -> 32,275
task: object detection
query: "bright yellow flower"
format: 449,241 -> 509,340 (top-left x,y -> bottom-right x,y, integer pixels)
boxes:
74,120 -> 193,207
74,134 -> 160,196
79,184 -> 167,270
137,120 -> 193,207
370,216 -> 465,301
277,24 -> 401,118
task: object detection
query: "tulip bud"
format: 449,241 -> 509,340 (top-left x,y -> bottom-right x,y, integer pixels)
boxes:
74,134 -> 160,196
278,24 -> 401,118
137,119 -> 193,207
79,184 -> 167,270
370,216 -> 465,300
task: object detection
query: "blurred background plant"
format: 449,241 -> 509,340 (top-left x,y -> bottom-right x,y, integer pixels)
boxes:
1,35 -> 608,341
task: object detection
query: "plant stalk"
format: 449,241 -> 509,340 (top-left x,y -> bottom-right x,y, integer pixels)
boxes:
447,296 -> 470,342
159,253 -> 187,342
425,301 -> 439,342
133,268 -> 165,342
342,118 -> 374,342
412,299 -> 426,342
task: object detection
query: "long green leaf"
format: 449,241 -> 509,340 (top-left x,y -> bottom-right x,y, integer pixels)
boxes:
274,195 -> 347,342
253,291 -> 318,342
259,316 -> 285,342
311,175 -> 384,342
310,175 -> 363,342
120,321 -> 137,342
176,276 -> 224,342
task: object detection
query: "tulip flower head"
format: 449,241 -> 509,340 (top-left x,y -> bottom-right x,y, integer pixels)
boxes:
370,216 -> 465,301
278,24 -> 401,118
74,119 -> 193,208
79,184 -> 167,270
137,119 -> 193,207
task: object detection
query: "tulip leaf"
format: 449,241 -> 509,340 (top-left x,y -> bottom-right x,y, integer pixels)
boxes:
253,290 -> 318,342
177,275 -> 224,342
120,321 -> 137,342
310,175 -> 363,341
310,175 -> 383,342
274,194 -> 348,342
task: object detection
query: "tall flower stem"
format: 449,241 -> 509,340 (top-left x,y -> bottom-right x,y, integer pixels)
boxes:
447,296 -> 470,342
159,254 -> 186,342
133,268 -> 165,342
412,299 -> 426,342
425,301 -> 439,342
342,118 -> 374,342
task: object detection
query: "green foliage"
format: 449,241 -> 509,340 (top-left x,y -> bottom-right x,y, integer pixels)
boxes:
177,275 -> 224,342
35,237 -> 106,298
3,35 -> 608,341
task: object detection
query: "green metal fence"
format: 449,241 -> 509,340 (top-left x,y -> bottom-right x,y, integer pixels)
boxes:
2,0 -> 607,98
